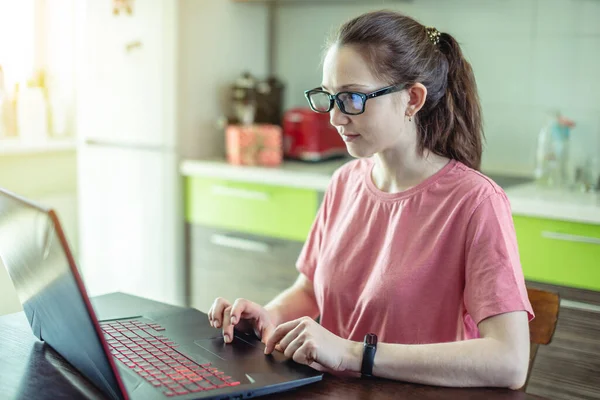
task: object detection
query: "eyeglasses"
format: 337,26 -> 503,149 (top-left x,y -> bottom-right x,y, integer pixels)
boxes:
304,84 -> 406,115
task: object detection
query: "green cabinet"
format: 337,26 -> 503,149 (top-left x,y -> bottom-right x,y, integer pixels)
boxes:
184,175 -> 321,309
185,176 -> 318,242
513,215 -> 600,291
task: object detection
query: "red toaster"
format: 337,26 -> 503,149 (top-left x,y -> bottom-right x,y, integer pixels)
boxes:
282,108 -> 348,161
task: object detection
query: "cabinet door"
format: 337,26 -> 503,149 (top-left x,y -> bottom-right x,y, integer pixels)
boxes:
78,145 -> 181,304
80,0 -> 173,147
514,216 -> 600,291
185,177 -> 318,241
189,226 -> 302,313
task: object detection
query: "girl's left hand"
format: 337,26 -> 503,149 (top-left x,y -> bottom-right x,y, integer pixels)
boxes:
264,316 -> 358,372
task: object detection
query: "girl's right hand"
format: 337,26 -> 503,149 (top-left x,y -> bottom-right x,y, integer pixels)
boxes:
207,297 -> 276,344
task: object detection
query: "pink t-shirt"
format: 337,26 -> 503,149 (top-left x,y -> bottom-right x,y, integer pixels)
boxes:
296,158 -> 534,344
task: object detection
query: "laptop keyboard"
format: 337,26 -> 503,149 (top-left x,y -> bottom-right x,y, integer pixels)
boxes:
100,319 -> 241,397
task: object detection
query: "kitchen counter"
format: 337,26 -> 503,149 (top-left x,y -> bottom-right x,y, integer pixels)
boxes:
180,158 -> 600,225
180,157 -> 350,191
180,157 -> 532,191
504,183 -> 600,225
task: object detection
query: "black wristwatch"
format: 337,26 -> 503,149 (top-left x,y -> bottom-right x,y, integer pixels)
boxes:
360,333 -> 378,378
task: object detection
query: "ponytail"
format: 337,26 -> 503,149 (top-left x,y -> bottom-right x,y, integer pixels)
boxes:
417,33 -> 483,170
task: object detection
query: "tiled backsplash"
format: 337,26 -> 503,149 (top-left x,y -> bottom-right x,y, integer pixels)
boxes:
274,0 -> 600,176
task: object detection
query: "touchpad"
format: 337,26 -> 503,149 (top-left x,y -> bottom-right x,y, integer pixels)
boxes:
194,337 -> 262,361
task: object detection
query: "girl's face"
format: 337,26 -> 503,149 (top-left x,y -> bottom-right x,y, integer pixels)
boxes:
321,45 -> 412,158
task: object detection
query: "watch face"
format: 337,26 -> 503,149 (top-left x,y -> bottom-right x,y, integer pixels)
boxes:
365,333 -> 377,346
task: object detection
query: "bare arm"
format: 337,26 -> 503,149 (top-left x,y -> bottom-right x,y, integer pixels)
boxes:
264,273 -> 319,326
345,311 -> 530,389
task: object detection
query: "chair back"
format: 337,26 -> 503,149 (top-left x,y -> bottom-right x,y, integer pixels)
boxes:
523,287 -> 560,390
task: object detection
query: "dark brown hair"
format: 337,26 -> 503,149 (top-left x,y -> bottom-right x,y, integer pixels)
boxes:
329,10 -> 484,170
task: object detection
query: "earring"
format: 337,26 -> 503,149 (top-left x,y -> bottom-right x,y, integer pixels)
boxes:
407,114 -> 412,122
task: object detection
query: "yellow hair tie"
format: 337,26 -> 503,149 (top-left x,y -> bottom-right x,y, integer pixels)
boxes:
425,26 -> 441,46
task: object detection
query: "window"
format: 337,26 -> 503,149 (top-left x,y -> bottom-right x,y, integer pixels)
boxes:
0,1 -> 35,92
0,0 -> 76,139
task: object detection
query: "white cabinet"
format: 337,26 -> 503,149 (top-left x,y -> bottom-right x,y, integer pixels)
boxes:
78,0 -> 173,148
78,145 -> 182,304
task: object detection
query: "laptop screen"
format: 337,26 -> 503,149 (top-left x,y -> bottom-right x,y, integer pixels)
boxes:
0,189 -> 125,400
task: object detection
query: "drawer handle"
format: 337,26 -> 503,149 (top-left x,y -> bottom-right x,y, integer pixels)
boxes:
210,185 -> 270,201
541,231 -> 600,245
210,234 -> 270,253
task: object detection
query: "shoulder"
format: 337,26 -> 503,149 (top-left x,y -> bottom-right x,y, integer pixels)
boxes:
441,161 -> 510,214
447,161 -> 503,196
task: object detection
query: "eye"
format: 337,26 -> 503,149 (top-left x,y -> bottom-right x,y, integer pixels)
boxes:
307,91 -> 331,112
338,92 -> 364,114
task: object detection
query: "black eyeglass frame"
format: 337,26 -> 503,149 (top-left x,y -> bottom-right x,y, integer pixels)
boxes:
303,83 -> 406,115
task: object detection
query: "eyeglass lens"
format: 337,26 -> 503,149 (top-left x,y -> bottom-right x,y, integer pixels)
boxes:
308,91 -> 365,114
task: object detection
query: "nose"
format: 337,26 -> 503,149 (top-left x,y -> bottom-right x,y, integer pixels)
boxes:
329,103 -> 350,128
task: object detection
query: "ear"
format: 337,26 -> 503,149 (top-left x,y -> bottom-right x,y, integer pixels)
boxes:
406,83 -> 427,117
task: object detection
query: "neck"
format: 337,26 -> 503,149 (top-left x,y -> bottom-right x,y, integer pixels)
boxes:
372,145 -> 450,194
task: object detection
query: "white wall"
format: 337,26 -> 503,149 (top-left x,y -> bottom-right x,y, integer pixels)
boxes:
0,151 -> 78,247
0,150 -> 78,315
0,0 -> 78,315
273,0 -> 600,176
178,0 -> 269,159
0,188 -> 77,315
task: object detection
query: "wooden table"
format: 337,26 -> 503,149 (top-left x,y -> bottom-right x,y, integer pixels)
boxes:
0,293 -> 546,400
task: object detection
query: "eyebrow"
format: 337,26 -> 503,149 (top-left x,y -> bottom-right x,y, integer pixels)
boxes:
321,83 -> 369,92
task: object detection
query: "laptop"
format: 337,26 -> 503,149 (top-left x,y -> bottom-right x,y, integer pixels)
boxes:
0,188 -> 322,399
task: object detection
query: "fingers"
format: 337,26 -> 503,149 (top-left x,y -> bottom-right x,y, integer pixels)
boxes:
292,341 -> 316,366
208,297 -> 269,345
278,323 -> 304,355
222,298 -> 255,343
260,323 -> 275,345
280,333 -> 317,367
229,298 -> 253,327
264,318 -> 302,354
222,306 -> 235,343
283,333 -> 304,359
208,297 -> 231,329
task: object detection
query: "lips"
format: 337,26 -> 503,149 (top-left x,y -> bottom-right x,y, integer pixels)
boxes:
341,132 -> 360,143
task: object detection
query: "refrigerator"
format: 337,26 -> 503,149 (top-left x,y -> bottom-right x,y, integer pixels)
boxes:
75,0 -> 183,305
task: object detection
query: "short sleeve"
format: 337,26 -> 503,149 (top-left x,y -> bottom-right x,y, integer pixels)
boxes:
295,162 -> 350,282
464,192 -> 534,325
295,188 -> 330,282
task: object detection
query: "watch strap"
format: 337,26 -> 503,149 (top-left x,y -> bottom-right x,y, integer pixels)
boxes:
360,333 -> 377,378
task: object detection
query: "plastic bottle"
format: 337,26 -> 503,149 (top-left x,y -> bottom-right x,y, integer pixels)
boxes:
17,84 -> 48,142
534,113 -> 575,188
